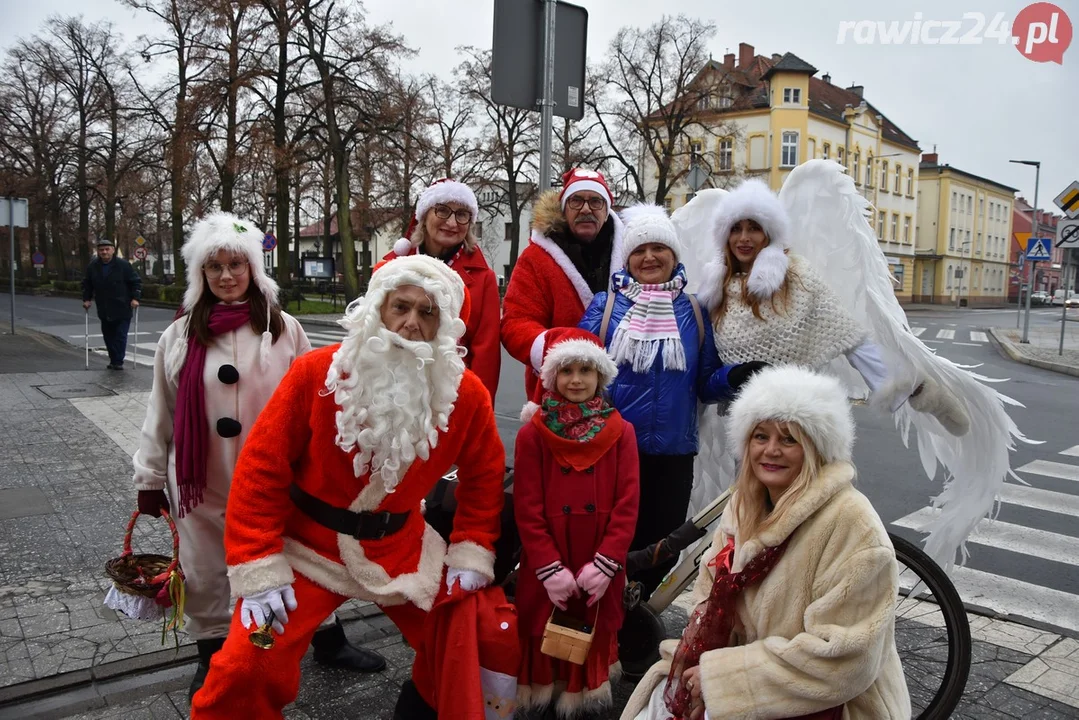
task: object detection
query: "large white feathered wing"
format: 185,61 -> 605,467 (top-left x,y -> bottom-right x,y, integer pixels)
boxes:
672,188 -> 729,296
671,189 -> 737,518
779,159 -> 1033,571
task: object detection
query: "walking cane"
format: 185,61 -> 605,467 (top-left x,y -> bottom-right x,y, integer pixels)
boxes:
132,305 -> 139,371
84,308 -> 90,371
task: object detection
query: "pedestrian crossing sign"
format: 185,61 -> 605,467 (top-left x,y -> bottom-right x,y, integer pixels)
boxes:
1026,237 -> 1052,261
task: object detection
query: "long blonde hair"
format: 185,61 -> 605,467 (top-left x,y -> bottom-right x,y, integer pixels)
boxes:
731,421 -> 825,541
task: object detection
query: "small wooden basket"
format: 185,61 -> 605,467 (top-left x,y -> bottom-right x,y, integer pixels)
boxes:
540,608 -> 596,665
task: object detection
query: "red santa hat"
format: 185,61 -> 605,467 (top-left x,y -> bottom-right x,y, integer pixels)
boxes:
520,327 -> 619,421
393,178 -> 479,257
559,168 -> 613,211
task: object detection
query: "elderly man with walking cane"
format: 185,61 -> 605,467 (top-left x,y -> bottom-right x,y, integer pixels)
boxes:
82,238 -> 142,370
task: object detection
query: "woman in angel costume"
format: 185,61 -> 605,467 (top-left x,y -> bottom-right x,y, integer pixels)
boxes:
675,160 -> 1029,570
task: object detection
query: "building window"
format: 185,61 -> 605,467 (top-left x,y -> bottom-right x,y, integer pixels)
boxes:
903,216 -> 911,244
881,161 -> 889,191
949,228 -> 955,250
894,164 -> 902,193
719,86 -> 733,108
783,87 -> 801,104
853,152 -> 860,183
663,197 -> 672,212
877,211 -> 886,240
891,213 -> 899,241
474,221 -> 483,239
892,262 -> 905,288
979,197 -> 984,217
865,154 -> 874,186
697,95 -> 712,111
718,138 -> 733,171
952,192 -> 957,212
504,222 -> 513,241
967,196 -> 973,215
781,131 -> 798,167
689,139 -> 703,159
838,147 -> 845,167
906,168 -> 914,196
822,143 -> 830,159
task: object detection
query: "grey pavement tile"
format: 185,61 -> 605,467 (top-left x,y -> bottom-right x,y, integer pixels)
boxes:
976,682 -> 1079,718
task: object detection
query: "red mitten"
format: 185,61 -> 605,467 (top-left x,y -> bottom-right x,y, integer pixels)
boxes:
137,490 -> 170,518
538,564 -> 579,610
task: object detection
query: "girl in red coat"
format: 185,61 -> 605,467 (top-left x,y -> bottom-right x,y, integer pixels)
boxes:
515,327 -> 640,718
386,178 -> 502,399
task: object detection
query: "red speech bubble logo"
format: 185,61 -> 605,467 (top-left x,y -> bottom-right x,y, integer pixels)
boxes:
1013,2 -> 1072,64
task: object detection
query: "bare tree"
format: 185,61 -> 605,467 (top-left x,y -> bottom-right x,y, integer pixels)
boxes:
424,76 -> 485,184
123,0 -> 214,287
294,0 -> 407,300
589,15 -> 739,204
457,47 -> 538,276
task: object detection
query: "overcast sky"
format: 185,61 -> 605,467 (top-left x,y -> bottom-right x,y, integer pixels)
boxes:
3,0 -> 1076,219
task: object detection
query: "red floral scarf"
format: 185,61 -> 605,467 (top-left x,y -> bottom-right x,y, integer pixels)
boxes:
530,391 -> 624,471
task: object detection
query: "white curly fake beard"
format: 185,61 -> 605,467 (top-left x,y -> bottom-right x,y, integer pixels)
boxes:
325,326 -> 461,493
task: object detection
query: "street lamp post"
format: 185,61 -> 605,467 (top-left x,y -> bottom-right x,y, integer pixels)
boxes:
1010,159 -> 1040,344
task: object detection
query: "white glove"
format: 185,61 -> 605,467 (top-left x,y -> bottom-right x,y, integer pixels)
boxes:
446,567 -> 488,594
240,584 -> 298,634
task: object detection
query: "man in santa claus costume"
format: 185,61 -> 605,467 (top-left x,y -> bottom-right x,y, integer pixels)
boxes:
190,255 -> 506,719
501,168 -> 625,398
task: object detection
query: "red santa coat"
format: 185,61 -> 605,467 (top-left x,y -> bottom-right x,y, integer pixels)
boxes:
500,191 -> 624,399
513,419 -> 640,637
384,246 -> 502,400
224,346 -> 505,612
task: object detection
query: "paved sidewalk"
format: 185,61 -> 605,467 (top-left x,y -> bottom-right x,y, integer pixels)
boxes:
2,328 -> 1079,719
989,314 -> 1079,376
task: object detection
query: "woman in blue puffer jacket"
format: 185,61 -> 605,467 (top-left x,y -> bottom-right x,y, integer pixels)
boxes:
579,205 -> 766,596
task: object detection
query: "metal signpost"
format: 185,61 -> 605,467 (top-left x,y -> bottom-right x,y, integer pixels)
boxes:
1053,181 -> 1079,355
1023,237 -> 1052,343
492,0 -> 588,195
2,197 -> 30,334
1010,160 -> 1041,342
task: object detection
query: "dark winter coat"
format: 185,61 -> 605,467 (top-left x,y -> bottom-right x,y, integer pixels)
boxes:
513,421 -> 639,637
82,257 -> 142,322
580,289 -> 734,456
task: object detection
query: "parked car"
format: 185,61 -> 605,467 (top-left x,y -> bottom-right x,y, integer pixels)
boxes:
1031,291 -> 1051,306
1051,289 -> 1076,306
1066,295 -> 1079,309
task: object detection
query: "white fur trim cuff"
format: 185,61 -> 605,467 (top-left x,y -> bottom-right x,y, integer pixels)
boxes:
540,339 -> 619,393
727,366 -> 855,465
521,401 -> 541,422
227,553 -> 296,601
416,181 -> 479,223
445,541 -> 496,582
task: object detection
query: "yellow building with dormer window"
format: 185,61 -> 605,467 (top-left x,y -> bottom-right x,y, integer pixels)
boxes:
641,42 -> 921,302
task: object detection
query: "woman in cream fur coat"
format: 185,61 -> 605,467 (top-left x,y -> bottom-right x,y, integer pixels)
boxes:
622,365 -> 911,720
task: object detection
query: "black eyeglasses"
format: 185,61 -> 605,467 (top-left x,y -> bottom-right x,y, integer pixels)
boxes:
566,196 -> 607,211
433,204 -> 473,225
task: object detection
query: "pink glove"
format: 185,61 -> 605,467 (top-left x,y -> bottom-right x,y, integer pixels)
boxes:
575,563 -> 613,607
539,565 -> 579,610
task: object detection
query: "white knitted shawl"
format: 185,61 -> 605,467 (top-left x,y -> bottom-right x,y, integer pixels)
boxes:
714,255 -> 866,368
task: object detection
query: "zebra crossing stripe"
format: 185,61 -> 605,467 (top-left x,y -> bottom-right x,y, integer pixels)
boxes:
970,331 -> 989,343
912,327 -> 926,337
1061,446 -> 1079,458
936,329 -> 955,340
1018,460 -> 1079,483
893,507 -> 1079,566
998,483 -> 1079,518
946,565 -> 1079,635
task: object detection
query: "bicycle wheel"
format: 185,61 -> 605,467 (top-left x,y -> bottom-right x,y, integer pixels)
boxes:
889,532 -> 971,720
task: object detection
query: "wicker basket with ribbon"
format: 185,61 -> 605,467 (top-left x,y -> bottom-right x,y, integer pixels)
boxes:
103,509 -> 186,643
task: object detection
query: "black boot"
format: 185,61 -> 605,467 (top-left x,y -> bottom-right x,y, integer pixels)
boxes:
311,617 -> 387,672
188,637 -> 225,702
393,679 -> 437,720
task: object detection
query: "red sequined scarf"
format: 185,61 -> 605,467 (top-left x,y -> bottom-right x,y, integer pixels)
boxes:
663,535 -> 792,718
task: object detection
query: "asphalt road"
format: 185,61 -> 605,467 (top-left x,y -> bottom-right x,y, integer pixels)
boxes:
7,292 -> 1079,635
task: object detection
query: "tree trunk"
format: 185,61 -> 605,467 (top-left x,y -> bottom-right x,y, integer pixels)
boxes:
335,155 -> 358,301
272,0 -> 290,286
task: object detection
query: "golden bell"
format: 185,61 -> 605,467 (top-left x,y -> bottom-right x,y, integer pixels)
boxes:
249,610 -> 277,650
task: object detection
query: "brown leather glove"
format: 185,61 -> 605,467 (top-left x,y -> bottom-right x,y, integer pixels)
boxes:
137,490 -> 170,518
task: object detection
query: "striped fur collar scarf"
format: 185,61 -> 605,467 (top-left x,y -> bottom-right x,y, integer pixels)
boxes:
609,264 -> 687,373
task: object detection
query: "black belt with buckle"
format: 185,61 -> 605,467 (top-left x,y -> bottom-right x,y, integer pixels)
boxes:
289,483 -> 410,540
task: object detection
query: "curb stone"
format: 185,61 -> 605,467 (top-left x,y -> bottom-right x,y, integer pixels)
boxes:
986,328 -> 1079,378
